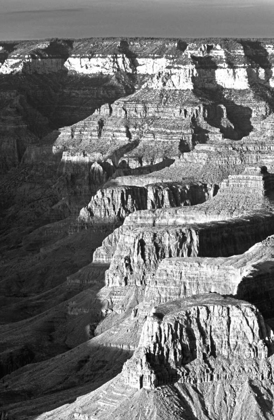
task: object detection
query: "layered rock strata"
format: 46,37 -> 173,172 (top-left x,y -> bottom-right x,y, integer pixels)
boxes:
105,214 -> 274,284
144,235 -> 274,317
123,166 -> 274,227
92,167 -> 274,300
79,182 -> 213,223
123,294 -> 274,389
55,39 -> 274,165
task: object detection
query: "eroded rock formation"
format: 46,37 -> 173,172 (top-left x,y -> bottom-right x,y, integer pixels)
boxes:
79,182 -> 214,223
144,235 -> 274,317
92,167 -> 274,302
123,295 -> 274,389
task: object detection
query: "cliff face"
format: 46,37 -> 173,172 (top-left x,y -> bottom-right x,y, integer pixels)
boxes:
1,38 -> 274,180
143,235 -> 274,317
1,38 -> 274,223
31,295 -> 274,420
123,295 -> 274,390
123,166 -> 274,227
93,167 -> 274,296
78,182 -> 214,223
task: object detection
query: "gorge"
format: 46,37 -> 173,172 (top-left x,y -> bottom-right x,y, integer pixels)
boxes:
0,37 -> 274,419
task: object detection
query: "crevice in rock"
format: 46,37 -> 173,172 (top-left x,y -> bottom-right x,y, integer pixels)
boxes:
109,103 -> 113,116
97,118 -> 104,138
118,40 -> 139,74
125,125 -> 132,140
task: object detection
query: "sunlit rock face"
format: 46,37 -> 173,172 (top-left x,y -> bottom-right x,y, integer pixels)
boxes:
123,294 -> 274,390
54,36 -> 274,207
55,38 -> 274,167
78,182 -> 213,223
143,235 -> 274,317
93,167 -> 274,297
123,166 -> 274,227
1,37 -> 274,212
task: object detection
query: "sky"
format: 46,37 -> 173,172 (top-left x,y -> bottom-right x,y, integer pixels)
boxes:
0,0 -> 273,41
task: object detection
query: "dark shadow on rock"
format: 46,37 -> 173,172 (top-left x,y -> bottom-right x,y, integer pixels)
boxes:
29,39 -> 73,60
199,215 -> 274,258
44,39 -> 74,58
191,54 -> 253,140
0,227 -> 113,377
0,39 -> 139,160
191,114 -> 210,145
118,40 -> 139,74
0,343 -> 133,420
171,383 -> 206,420
146,352 -> 181,387
0,345 -> 35,379
177,40 -> 188,53
240,40 -> 273,81
249,382 -> 274,416
0,42 -> 18,65
240,40 -> 274,111
236,260 -> 274,321
108,157 -> 175,183
107,139 -> 140,165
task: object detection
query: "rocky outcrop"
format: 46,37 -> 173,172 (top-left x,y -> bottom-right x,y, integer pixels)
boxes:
79,186 -> 147,223
78,182 -> 214,223
144,235 -> 274,317
48,38 -> 274,190
88,212 -> 274,321
123,295 -> 274,389
124,166 -> 274,227
93,167 -> 274,298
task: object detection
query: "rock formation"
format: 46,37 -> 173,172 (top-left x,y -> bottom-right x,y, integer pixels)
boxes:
123,295 -> 274,389
144,235 -> 274,317
78,182 -> 214,223
28,295 -> 274,420
92,166 -> 274,305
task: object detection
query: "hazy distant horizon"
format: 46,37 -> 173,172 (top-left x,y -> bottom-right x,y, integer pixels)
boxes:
0,0 -> 273,42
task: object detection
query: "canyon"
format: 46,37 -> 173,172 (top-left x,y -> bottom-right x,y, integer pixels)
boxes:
0,37 -> 274,419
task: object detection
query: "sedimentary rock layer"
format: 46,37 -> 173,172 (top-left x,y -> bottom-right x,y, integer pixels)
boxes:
144,235 -> 274,316
123,294 -> 274,389
124,166 -> 274,227
79,182 -> 213,223
92,168 -> 274,298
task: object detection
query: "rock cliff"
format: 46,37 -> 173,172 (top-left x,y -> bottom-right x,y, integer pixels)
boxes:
79,182 -> 214,223
93,167 -> 274,301
144,235 -> 274,318
123,295 -> 274,389
30,296 -> 274,420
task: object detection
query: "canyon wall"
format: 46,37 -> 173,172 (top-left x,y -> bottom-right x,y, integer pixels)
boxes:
123,294 -> 274,389
1,37 -> 274,420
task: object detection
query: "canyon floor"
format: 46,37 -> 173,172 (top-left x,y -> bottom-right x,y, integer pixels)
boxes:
1,37 -> 274,419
